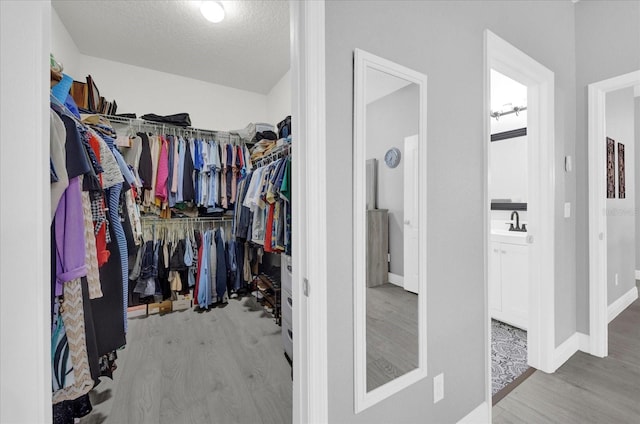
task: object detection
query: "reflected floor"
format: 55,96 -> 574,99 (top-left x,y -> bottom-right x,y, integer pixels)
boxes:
366,283 -> 418,392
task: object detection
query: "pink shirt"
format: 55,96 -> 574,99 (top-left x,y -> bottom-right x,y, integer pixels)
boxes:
155,136 -> 169,202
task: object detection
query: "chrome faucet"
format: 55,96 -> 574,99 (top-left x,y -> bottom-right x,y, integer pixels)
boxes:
508,211 -> 526,232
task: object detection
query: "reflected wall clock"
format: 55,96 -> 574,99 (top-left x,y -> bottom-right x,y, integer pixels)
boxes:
384,147 -> 401,168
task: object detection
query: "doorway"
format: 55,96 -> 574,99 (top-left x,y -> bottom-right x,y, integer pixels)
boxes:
587,70 -> 640,359
484,30 -> 556,409
1,1 -> 331,422
487,68 -> 533,403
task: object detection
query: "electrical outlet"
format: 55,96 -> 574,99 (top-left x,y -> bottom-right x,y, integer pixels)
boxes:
433,373 -> 444,403
615,273 -> 619,286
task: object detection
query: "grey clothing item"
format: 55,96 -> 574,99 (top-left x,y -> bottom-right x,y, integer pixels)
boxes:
122,135 -> 142,170
209,231 -> 217,302
129,240 -> 145,281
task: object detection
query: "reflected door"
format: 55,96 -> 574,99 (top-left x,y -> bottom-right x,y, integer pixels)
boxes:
403,135 -> 419,294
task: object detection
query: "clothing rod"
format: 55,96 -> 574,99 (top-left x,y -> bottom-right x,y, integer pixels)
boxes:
100,114 -> 225,136
490,106 -> 527,120
140,216 -> 233,224
254,143 -> 291,168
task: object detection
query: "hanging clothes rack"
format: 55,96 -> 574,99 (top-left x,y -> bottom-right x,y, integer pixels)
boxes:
98,113 -> 233,141
140,216 -> 233,225
254,143 -> 291,168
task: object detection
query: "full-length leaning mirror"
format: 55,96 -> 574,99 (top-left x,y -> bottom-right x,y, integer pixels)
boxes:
353,49 -> 428,412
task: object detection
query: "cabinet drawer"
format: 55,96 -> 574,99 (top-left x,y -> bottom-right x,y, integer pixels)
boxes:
282,319 -> 293,360
282,290 -> 292,326
281,254 -> 292,294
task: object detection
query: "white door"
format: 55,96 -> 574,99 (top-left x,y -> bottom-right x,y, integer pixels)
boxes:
403,135 -> 419,294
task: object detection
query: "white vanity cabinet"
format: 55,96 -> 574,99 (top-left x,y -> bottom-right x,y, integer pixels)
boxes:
489,233 -> 529,330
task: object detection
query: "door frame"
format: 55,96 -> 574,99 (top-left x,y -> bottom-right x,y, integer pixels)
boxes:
587,70 -> 640,358
290,0 -> 329,422
484,30 -> 556,411
1,2 -> 52,423
403,134 -> 419,294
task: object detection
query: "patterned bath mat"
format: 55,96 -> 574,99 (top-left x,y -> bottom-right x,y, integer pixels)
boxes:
492,319 -> 530,396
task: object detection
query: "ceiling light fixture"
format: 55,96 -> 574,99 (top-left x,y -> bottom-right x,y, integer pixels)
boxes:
200,1 -> 225,23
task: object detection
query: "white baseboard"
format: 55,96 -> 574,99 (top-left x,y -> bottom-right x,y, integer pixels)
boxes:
549,331 -> 593,370
608,286 -> 639,323
635,270 -> 640,280
457,401 -> 490,424
552,333 -> 579,372
577,332 -> 590,353
388,272 -> 404,287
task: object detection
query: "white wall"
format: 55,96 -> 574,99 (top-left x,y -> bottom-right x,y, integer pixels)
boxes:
575,0 -> 640,334
489,137 -> 528,201
325,1 -> 577,422
267,69 -> 292,129
606,87 -> 636,305
76,55 -> 269,131
50,10 -> 271,131
51,7 -> 80,75
1,2 -> 51,423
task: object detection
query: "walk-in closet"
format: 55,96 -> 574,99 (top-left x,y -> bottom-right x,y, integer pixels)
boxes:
49,2 -> 294,423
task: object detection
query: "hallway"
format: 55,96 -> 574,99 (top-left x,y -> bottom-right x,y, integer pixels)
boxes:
494,285 -> 640,423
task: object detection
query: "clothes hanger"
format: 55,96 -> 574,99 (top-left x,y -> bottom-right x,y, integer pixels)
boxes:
50,93 -> 65,108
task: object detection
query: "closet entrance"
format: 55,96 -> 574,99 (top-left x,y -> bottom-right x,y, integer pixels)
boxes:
50,1 -> 297,423
484,30 -> 557,408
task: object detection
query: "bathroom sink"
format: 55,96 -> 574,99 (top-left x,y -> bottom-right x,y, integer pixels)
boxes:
491,229 -> 527,237
490,229 -> 528,245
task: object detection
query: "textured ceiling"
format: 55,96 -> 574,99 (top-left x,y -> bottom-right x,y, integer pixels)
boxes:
52,0 -> 290,94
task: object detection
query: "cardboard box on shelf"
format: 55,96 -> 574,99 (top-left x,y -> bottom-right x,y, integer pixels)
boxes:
176,292 -> 193,301
159,300 -> 172,314
172,299 -> 192,311
148,303 -> 161,315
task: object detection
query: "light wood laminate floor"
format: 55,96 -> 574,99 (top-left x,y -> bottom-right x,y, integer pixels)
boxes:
494,284 -> 640,424
80,296 -> 292,424
366,283 -> 419,392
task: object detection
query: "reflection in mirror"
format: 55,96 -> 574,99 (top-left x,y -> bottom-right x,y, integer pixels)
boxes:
365,67 -> 419,392
354,49 -> 428,412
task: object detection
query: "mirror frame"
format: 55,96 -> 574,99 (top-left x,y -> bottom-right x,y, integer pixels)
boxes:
353,48 -> 428,413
